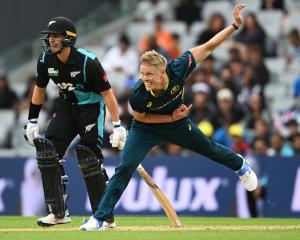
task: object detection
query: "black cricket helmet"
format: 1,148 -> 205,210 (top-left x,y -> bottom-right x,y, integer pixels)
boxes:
40,16 -> 77,52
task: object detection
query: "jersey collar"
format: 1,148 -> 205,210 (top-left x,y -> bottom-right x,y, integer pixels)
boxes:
150,75 -> 169,97
55,47 -> 76,65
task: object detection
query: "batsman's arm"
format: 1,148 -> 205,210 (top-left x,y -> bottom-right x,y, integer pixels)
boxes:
101,88 -> 120,122
28,85 -> 46,120
31,85 -> 46,105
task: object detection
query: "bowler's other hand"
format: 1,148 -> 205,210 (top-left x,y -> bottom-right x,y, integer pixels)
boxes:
171,104 -> 192,121
233,3 -> 246,28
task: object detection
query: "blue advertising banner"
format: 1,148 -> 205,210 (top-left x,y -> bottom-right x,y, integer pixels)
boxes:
0,155 -> 299,217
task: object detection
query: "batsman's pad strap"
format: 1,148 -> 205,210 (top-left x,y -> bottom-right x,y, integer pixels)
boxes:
33,137 -> 65,218
75,145 -> 107,213
75,145 -> 104,178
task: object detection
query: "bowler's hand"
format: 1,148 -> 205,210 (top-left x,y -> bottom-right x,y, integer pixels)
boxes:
171,104 -> 192,121
233,3 -> 246,28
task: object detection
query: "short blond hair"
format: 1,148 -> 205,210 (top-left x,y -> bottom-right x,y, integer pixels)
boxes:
140,50 -> 167,69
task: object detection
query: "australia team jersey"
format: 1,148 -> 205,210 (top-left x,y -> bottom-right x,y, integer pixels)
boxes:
36,47 -> 111,105
129,51 -> 196,115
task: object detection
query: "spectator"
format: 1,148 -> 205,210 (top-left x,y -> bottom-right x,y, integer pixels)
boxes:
292,75 -> 300,110
252,137 -> 269,156
0,72 -> 19,112
267,132 -> 294,156
219,66 -> 240,98
175,0 -> 201,28
285,119 -> 299,143
261,0 -> 285,11
247,45 -> 270,88
285,29 -> 300,67
164,143 -> 183,156
200,55 -> 220,103
228,123 -> 249,159
139,14 -> 175,58
102,33 -> 139,95
102,33 -> 139,78
234,13 -> 266,54
197,120 -> 214,139
244,94 -> 271,130
237,65 -> 263,108
168,33 -> 182,59
196,13 -> 226,45
252,119 -> 272,145
229,59 -> 244,89
142,34 -> 170,60
292,133 -> 300,155
214,88 -> 244,130
189,82 -> 217,125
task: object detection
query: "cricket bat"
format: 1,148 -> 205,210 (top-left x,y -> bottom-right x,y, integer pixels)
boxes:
136,164 -> 181,227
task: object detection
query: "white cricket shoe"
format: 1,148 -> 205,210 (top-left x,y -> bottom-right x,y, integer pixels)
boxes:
236,159 -> 258,191
79,216 -> 116,231
37,210 -> 71,227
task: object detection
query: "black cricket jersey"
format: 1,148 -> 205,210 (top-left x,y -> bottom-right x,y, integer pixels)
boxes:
129,50 -> 196,115
36,47 -> 111,105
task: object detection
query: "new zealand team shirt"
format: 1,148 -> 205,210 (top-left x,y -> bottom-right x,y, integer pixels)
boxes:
36,47 -> 111,105
129,51 -> 196,115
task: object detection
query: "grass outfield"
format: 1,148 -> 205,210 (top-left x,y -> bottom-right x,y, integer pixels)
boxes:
0,216 -> 300,240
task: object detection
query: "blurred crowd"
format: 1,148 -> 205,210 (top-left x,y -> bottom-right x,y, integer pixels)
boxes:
1,0 -> 300,161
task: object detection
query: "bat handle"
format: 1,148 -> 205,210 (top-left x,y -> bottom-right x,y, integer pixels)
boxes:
137,164 -> 143,170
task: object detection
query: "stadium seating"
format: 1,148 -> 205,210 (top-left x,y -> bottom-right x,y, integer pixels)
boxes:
0,110 -> 16,148
202,1 -> 233,25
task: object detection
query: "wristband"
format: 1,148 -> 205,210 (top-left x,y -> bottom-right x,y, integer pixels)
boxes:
112,120 -> 121,128
28,102 -> 42,120
29,118 -> 38,124
232,23 -> 239,30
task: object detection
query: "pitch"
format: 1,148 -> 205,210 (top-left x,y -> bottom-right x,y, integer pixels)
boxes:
0,216 -> 300,240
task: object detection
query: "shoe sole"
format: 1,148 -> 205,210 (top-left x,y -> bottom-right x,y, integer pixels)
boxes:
37,220 -> 71,227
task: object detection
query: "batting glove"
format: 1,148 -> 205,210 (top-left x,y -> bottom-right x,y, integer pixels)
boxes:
23,119 -> 40,146
109,121 -> 127,150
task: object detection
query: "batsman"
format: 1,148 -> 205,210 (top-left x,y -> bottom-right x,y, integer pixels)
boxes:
80,4 -> 258,230
24,16 -> 127,227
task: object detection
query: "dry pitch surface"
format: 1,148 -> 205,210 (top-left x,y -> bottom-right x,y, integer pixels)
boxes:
1,225 -> 300,232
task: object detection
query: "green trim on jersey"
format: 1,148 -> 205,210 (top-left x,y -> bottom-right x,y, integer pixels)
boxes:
74,90 -> 103,105
97,100 -> 105,138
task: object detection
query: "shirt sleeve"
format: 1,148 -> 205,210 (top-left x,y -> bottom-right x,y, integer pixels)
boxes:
86,58 -> 111,92
36,54 -> 49,88
128,82 -> 146,113
168,50 -> 196,83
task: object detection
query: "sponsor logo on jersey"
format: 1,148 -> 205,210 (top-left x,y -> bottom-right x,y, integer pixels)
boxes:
147,102 -> 152,108
170,85 -> 180,95
85,123 -> 96,133
48,68 -> 59,77
70,71 -> 81,78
